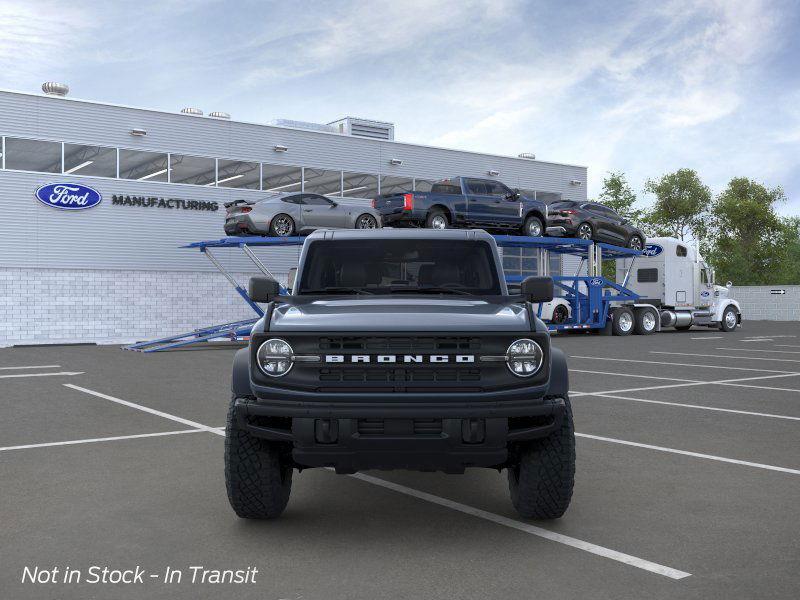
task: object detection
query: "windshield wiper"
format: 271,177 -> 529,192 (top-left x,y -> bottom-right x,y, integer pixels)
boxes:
301,287 -> 375,295
389,286 -> 474,296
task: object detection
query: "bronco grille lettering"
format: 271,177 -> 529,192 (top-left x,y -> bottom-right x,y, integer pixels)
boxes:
324,354 -> 475,364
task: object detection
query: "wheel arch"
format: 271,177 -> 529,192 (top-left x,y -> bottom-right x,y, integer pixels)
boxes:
428,203 -> 454,222
232,347 -> 253,398
545,347 -> 569,398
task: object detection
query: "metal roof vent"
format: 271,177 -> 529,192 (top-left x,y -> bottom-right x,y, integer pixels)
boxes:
42,82 -> 69,96
209,111 -> 230,119
180,107 -> 203,116
518,152 -> 536,160
328,117 -> 395,141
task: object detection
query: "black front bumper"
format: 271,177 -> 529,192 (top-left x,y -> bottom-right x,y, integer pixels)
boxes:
233,396 -> 566,473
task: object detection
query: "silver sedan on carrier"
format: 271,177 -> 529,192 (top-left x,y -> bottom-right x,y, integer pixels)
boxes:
224,192 -> 382,237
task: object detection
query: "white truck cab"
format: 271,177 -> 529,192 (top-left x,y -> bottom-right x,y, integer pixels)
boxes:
616,237 -> 741,332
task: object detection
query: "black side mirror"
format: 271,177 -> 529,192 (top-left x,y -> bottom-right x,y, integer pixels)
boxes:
249,276 -> 281,303
520,276 -> 554,303
330,201 -> 338,208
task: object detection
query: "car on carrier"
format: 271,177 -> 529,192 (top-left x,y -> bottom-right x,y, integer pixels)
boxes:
372,177 -> 551,237
546,200 -> 646,250
224,192 -> 382,237
226,229 -> 575,519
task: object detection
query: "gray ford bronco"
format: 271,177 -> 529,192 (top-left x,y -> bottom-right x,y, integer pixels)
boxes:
226,229 -> 575,519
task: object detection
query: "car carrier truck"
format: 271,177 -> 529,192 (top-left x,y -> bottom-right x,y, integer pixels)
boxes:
612,236 -> 742,334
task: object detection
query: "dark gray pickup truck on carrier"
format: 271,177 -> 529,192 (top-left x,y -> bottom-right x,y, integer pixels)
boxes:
372,177 -> 550,236
226,229 -> 575,519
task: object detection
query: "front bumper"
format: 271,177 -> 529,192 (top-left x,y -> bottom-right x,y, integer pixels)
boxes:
234,396 -> 566,473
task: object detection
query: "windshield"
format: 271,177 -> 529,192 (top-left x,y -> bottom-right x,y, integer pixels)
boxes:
297,239 -> 502,295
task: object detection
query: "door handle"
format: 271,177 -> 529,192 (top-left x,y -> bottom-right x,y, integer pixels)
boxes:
303,209 -> 312,212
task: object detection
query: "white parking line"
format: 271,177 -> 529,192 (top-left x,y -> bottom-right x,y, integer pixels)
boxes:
690,336 -> 723,340
0,429 -> 205,453
0,365 -> 61,370
349,472 -> 691,580
574,372 -> 800,397
570,355 -> 797,374
576,433 -> 800,475
64,384 -> 224,435
777,345 -> 800,349
571,369 -> 702,383
0,371 -> 84,379
715,348 -> 800,355
574,392 -> 800,421
651,351 -> 800,364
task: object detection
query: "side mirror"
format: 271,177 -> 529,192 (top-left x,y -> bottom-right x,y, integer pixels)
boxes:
726,281 -> 732,288
249,276 -> 281,303
330,201 -> 338,208
287,267 -> 297,292
520,276 -> 554,303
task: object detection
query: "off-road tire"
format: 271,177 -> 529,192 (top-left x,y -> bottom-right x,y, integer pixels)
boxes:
719,306 -> 738,332
225,396 -> 292,519
508,396 -> 575,519
633,307 -> 657,335
611,307 -> 634,336
523,215 -> 544,237
425,209 -> 449,230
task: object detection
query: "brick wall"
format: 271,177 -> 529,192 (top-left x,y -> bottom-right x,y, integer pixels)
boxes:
729,286 -> 800,321
0,268 -> 277,347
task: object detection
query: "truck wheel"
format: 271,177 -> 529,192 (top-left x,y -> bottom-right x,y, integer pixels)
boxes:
633,308 -> 657,335
719,306 -> 739,332
225,396 -> 292,519
426,209 -> 449,230
523,215 -> 544,237
508,396 -> 575,519
611,307 -> 634,336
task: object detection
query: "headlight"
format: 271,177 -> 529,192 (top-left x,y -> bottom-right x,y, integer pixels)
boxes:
506,338 -> 544,377
256,338 -> 293,377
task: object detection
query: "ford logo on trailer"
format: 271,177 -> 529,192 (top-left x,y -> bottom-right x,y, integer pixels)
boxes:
35,183 -> 102,210
641,244 -> 663,257
588,278 -> 603,286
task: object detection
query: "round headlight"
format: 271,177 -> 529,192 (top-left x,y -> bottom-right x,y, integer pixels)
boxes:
256,338 -> 294,377
506,338 -> 543,377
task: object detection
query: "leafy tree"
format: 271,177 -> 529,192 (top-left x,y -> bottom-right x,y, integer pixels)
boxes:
598,171 -> 643,227
706,178 -> 795,285
642,169 -> 711,241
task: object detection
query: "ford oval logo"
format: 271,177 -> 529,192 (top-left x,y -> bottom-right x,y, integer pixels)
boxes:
700,290 -> 710,297
588,278 -> 603,286
642,244 -> 663,257
35,183 -> 102,210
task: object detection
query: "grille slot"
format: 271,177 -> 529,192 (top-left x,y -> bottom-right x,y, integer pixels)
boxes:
356,419 -> 443,436
318,336 -> 482,352
319,367 -> 481,383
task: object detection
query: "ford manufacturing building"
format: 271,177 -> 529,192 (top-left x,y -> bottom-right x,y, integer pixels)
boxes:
0,85 -> 587,347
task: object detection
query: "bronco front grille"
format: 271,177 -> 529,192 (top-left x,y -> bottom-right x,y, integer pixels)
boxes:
317,336 -> 482,352
319,367 -> 481,383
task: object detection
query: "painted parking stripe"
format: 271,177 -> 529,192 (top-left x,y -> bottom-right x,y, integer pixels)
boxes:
651,351 -> 800,364
64,384 -> 224,435
715,348 -> 800,354
576,433 -> 800,476
570,355 -> 797,374
348,471 -> 691,580
0,365 -> 61,370
0,429 -> 205,453
690,336 -> 723,340
574,392 -> 800,421
0,371 -> 84,379
571,369 -> 702,383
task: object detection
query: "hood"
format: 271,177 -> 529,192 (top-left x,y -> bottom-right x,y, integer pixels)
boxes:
270,297 -> 530,332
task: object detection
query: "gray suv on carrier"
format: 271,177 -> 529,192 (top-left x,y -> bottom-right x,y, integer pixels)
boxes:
226,229 -> 575,519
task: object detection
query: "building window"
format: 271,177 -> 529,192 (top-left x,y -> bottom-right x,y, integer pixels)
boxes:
63,144 -> 117,177
169,154 -> 216,186
119,149 -> 169,182
414,178 -> 436,192
379,175 -> 413,195
304,168 -> 342,196
217,159 -> 260,189
341,172 -> 378,199
262,163 -> 302,193
4,138 -> 61,173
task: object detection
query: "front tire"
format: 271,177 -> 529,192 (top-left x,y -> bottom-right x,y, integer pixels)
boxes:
269,214 -> 295,237
355,213 -> 378,229
508,396 -> 575,519
426,209 -> 449,230
627,235 -> 644,251
225,397 -> 292,519
576,222 -> 593,240
719,306 -> 738,332
523,215 -> 544,237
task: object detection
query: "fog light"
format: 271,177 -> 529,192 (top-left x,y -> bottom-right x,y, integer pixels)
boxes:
506,339 -> 543,377
256,338 -> 293,377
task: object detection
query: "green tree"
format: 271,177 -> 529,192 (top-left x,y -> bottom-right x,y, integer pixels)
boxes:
598,171 -> 643,227
642,169 -> 711,241
706,178 -> 795,285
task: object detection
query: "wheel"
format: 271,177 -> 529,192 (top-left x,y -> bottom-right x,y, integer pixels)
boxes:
523,215 -> 544,237
576,222 -> 593,240
269,214 -> 295,237
508,396 -> 575,519
634,308 -> 657,335
425,209 -> 449,230
627,235 -> 644,251
355,213 -> 378,229
225,396 -> 292,519
552,304 -> 569,324
611,307 -> 634,336
719,306 -> 738,332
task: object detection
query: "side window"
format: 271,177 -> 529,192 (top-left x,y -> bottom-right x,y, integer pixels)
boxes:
676,245 -> 688,257
465,179 -> 489,195
637,268 -> 658,283
701,269 -> 709,284
430,183 -> 461,194
485,181 -> 511,197
282,195 -> 302,204
302,194 -> 333,206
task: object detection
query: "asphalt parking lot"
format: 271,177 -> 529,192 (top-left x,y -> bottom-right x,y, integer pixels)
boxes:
2,321 -> 799,599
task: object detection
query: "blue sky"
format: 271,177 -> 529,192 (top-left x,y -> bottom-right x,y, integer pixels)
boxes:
2,0 -> 799,213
